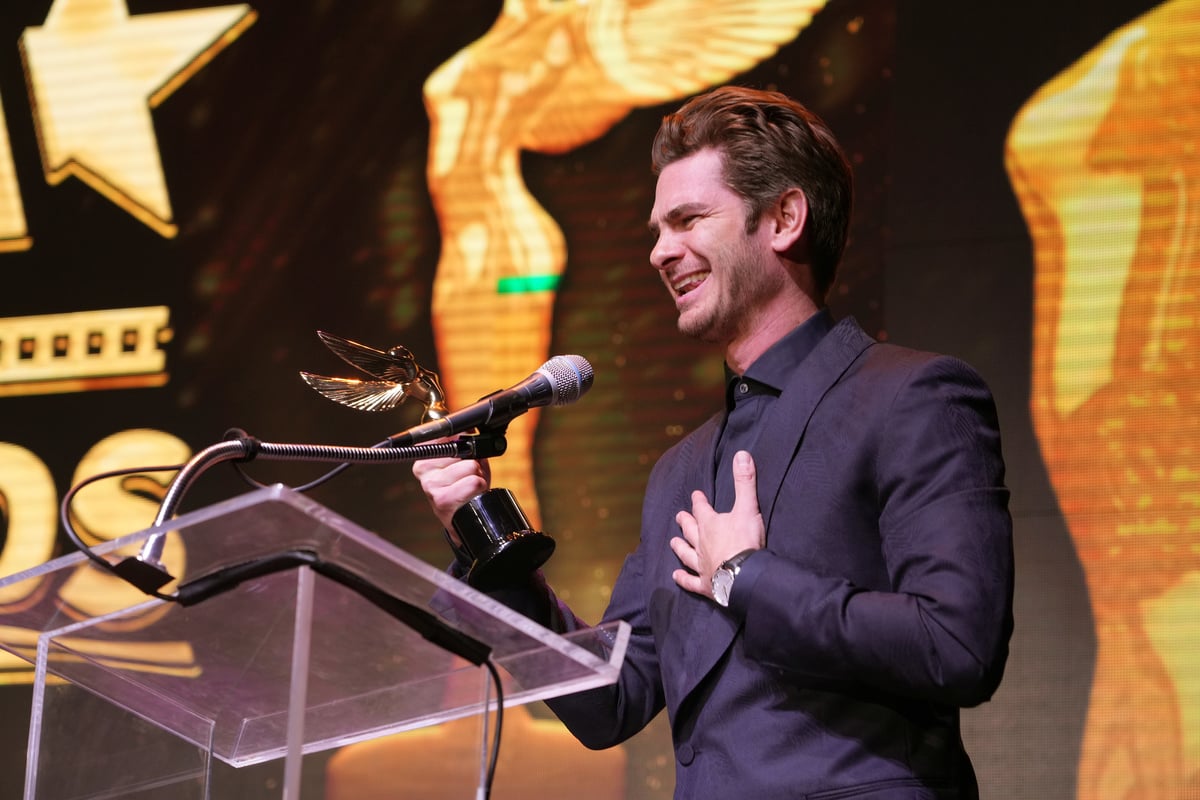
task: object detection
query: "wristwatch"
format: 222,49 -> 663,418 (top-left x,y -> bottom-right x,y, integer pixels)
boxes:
711,549 -> 757,607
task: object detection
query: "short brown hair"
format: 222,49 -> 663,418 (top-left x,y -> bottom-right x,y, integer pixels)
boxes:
651,86 -> 853,299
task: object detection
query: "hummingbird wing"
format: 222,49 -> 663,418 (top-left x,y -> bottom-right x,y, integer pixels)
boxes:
316,330 -> 417,383
298,373 -> 411,412
513,0 -> 830,154
589,0 -> 829,102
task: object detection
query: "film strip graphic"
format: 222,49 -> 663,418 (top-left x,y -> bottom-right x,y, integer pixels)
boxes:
0,306 -> 171,397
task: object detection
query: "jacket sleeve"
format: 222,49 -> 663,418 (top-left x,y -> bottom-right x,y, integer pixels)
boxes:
732,355 -> 1014,707
445,539 -> 667,749
543,544 -> 668,749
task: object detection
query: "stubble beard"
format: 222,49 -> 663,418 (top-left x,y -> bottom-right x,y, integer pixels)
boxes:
676,239 -> 778,346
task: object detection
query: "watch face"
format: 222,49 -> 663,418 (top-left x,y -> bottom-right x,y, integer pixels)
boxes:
712,569 -> 733,607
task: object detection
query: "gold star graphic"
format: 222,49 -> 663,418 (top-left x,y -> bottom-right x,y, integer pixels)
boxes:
19,0 -> 256,237
0,96 -> 30,252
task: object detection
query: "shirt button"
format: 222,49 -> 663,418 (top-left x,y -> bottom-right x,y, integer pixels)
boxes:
677,743 -> 696,765
738,382 -> 749,395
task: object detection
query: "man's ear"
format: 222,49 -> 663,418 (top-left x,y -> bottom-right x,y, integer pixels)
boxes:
770,188 -> 808,255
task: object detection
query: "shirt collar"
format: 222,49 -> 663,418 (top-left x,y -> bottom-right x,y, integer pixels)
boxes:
723,308 -> 835,409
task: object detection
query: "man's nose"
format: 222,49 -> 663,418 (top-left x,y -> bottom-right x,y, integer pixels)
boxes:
650,231 -> 682,271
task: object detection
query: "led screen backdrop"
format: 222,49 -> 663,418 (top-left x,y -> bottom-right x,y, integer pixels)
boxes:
1008,4 -> 1200,796
0,0 -> 1194,798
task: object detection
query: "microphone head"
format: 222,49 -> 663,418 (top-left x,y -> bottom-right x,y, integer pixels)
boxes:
538,355 -> 594,406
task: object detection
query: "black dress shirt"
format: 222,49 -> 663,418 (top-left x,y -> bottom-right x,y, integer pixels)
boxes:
713,308 -> 834,513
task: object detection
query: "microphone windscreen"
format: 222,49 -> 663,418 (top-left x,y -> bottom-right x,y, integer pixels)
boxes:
540,355 -> 594,406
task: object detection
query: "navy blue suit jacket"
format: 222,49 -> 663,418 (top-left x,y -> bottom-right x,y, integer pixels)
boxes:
524,317 -> 1014,799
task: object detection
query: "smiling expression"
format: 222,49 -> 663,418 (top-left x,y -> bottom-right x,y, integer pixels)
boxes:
648,148 -> 792,355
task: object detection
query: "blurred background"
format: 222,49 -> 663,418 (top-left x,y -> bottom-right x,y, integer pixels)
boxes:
0,0 -> 1194,797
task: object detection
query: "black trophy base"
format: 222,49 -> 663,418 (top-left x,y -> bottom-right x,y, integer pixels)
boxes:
451,488 -> 556,590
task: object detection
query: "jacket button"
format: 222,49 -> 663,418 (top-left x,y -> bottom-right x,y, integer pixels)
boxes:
676,743 -> 695,765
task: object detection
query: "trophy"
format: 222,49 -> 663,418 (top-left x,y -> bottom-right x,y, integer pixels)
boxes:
301,331 -> 555,589
300,330 -> 450,419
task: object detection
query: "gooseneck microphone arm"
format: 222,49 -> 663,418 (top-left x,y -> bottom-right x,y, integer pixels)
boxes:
150,436 -> 490,528
135,433 -> 499,571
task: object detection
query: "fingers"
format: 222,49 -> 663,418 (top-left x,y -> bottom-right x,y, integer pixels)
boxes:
412,454 -> 479,484
411,439 -> 491,530
675,506 -> 699,545
669,533 -> 699,574
672,568 -> 707,596
670,451 -> 765,602
670,507 -> 710,596
730,450 -> 760,517
688,488 -> 714,520
671,507 -> 700,572
412,437 -> 490,488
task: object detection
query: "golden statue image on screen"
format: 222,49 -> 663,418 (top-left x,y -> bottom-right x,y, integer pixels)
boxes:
421,0 -> 827,525
1007,1 -> 1200,797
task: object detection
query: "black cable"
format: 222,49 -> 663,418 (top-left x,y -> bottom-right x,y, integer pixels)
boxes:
481,658 -> 505,800
58,463 -> 185,599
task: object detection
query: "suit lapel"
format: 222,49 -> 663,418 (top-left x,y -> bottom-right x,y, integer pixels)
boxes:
657,414 -> 728,697
664,317 -> 876,712
754,317 -> 876,532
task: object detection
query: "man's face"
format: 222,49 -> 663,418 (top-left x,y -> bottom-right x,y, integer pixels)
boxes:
648,148 -> 782,346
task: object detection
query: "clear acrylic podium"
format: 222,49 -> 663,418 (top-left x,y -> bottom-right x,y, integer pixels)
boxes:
0,485 -> 629,799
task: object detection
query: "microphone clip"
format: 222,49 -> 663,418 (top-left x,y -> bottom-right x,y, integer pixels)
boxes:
466,423 -> 510,458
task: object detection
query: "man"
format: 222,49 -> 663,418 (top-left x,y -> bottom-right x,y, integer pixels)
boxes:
414,86 -> 1014,799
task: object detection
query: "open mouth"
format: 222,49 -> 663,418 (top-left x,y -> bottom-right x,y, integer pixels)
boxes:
673,272 -> 710,297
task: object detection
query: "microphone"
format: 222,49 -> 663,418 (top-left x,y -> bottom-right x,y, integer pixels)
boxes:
395,354 -> 592,588
387,354 -> 594,447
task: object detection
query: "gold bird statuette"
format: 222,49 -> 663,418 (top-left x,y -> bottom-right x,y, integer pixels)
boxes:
300,331 -> 449,420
